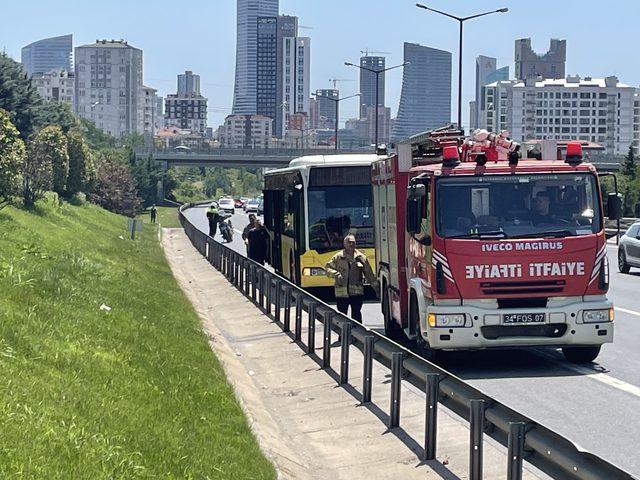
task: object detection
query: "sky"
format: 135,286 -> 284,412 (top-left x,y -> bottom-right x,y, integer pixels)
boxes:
3,0 -> 640,130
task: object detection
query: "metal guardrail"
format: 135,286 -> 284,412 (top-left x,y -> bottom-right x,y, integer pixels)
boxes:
178,204 -> 636,480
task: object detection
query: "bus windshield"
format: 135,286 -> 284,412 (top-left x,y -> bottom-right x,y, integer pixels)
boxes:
307,185 -> 374,251
435,173 -> 602,239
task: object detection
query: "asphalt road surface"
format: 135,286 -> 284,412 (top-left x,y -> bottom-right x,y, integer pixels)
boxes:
183,206 -> 640,476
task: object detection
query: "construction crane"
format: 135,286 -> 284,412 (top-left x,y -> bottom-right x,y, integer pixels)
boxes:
328,78 -> 354,89
360,49 -> 391,57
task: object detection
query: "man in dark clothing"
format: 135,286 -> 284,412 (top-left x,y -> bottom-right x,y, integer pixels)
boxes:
206,204 -> 222,237
531,191 -> 557,226
242,213 -> 257,254
247,219 -> 270,265
149,205 -> 157,223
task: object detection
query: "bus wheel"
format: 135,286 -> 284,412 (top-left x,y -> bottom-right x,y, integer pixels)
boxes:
411,293 -> 436,361
562,346 -> 601,363
383,286 -> 401,340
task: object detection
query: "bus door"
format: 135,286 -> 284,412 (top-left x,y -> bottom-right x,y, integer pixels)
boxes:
271,190 -> 285,272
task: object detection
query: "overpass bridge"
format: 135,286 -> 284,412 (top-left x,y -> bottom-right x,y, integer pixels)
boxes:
135,147 -> 373,169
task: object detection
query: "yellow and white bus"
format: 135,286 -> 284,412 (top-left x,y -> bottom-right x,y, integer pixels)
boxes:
263,154 -> 384,290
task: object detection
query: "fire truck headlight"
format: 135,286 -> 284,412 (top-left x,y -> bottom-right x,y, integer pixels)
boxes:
434,314 -> 466,327
302,267 -> 326,276
583,309 -> 613,323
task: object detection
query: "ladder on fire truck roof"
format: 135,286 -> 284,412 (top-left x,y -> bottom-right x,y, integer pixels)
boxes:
399,124 -> 466,163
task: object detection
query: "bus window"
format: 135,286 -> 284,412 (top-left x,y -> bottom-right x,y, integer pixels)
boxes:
307,184 -> 374,252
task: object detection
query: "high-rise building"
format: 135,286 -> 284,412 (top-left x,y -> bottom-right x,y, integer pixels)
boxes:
514,38 -> 566,81
391,43 -> 451,141
32,70 -> 75,106
281,36 -> 310,135
359,55 -> 385,118
232,0 -> 279,115
364,105 -> 391,144
21,34 -> 72,77
315,89 -> 338,129
480,75 -> 635,156
178,70 -> 201,95
74,39 -> 144,138
470,55 -> 509,130
256,15 -> 298,137
140,85 -> 157,136
165,71 -> 208,135
155,96 -> 165,129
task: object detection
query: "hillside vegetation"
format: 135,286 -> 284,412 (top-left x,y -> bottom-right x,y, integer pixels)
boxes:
0,200 -> 275,479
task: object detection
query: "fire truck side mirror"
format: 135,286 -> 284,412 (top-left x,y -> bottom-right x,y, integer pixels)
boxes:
607,193 -> 623,221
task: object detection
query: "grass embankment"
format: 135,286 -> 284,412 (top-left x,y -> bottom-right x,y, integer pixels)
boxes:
0,201 -> 275,478
155,206 -> 181,228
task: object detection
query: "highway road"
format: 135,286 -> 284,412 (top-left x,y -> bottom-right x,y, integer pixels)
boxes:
183,206 -> 640,476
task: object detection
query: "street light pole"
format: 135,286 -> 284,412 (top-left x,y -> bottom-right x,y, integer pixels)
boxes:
415,4 -> 508,131
313,92 -> 360,151
345,61 -> 408,150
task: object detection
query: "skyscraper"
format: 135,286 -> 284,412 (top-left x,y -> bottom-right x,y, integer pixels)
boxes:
359,56 -> 385,118
74,39 -> 144,138
178,70 -> 201,95
232,0 -> 279,115
391,43 -> 451,141
281,36 -> 310,134
21,34 -> 72,77
274,15 -> 298,137
471,56 -> 509,130
315,89 -> 338,129
514,38 -> 566,80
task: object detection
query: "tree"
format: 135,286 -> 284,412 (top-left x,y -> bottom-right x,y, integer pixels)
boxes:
78,117 -> 117,151
622,144 -> 637,179
37,102 -> 78,134
0,53 -> 42,140
22,127 -> 57,207
66,129 -> 95,196
90,153 -> 141,217
31,125 -> 70,196
0,108 -> 25,207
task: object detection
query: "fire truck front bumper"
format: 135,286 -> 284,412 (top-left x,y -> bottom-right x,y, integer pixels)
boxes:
422,297 -> 614,350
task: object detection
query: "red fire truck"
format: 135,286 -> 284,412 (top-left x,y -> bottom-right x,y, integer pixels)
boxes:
372,126 -> 623,363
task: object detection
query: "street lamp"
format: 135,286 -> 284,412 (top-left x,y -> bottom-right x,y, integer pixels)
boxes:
415,3 -> 508,130
312,92 -> 360,151
345,60 -> 408,150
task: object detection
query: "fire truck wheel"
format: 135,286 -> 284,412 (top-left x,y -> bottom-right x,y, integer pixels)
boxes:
618,249 -> 631,274
411,293 -> 436,361
383,286 -> 402,340
562,346 -> 601,363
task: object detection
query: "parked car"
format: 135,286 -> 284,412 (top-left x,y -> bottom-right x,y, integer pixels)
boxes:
618,221 -> 640,273
218,197 -> 236,215
244,198 -> 259,213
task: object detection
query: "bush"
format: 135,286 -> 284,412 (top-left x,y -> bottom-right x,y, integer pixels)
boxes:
69,192 -> 86,206
89,153 -> 141,217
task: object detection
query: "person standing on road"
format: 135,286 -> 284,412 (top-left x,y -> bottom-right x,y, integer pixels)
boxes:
247,218 -> 270,265
206,204 -> 222,238
325,234 -> 378,323
242,213 -> 257,254
150,205 -> 157,223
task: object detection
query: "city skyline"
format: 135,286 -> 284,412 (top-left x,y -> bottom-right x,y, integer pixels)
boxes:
3,0 -> 640,130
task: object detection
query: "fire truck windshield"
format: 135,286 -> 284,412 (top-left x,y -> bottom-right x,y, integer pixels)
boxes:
307,185 -> 374,251
435,173 -> 602,239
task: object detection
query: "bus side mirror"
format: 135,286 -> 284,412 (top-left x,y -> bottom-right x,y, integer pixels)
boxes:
406,184 -> 426,234
607,193 -> 623,221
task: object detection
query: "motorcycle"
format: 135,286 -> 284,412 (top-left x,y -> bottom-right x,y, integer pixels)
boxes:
219,215 -> 234,243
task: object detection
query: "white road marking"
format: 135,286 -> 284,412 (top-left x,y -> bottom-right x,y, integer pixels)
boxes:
615,307 -> 640,318
537,350 -> 640,399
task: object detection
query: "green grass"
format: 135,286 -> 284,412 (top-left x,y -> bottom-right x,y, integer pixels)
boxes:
154,207 -> 181,228
0,201 -> 275,479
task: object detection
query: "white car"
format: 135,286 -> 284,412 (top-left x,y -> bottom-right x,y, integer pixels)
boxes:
244,198 -> 259,213
618,222 -> 640,273
218,198 -> 235,215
